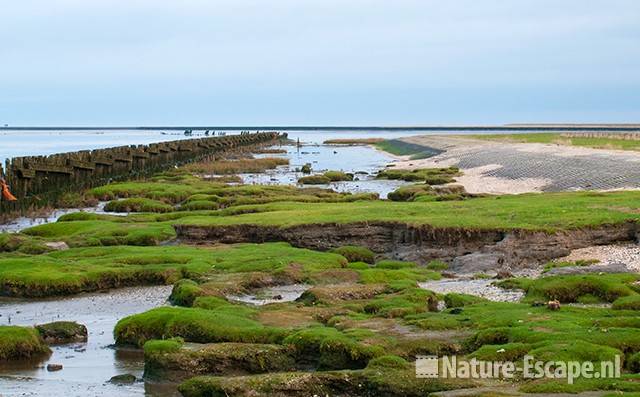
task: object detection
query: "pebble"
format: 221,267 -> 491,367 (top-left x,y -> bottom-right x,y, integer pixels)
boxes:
46,364 -> 63,372
419,278 -> 524,303
557,244 -> 640,272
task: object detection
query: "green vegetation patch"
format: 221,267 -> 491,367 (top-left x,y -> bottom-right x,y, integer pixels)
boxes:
115,306 -> 287,347
0,326 -> 51,361
297,175 -> 331,185
104,198 -> 174,213
364,288 -> 438,318
0,242 -> 346,297
178,366 -> 474,397
90,177 -> 206,203
323,171 -> 353,182
175,191 -> 640,231
181,157 -> 289,175
22,218 -> 175,247
613,295 -> 640,310
0,233 -> 51,255
499,273 -> 640,304
331,245 -> 375,264
283,326 -> 383,370
35,321 -> 87,344
144,340 -> 295,380
170,279 -> 204,306
377,167 -> 460,184
444,293 -> 485,308
375,139 -> 444,159
542,259 -> 600,273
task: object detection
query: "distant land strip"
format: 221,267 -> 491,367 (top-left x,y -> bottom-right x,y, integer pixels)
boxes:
1,124 -> 640,132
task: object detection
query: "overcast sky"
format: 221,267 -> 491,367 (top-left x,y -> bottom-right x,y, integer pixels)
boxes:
1,0 -> 639,126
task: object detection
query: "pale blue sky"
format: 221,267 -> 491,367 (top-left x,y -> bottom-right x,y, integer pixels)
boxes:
1,0 -> 639,125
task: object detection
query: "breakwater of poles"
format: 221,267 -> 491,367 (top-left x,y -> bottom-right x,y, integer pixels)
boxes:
0,131 -> 283,215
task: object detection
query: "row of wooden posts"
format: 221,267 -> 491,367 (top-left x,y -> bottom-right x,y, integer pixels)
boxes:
560,132 -> 640,140
0,132 -> 282,215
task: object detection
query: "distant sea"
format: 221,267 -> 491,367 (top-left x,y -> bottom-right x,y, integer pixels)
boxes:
0,128 -> 485,165
4,126 -> 632,165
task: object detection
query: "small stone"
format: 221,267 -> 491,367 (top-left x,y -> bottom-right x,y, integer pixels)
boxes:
272,294 -> 283,300
44,241 -> 69,251
47,364 -> 63,371
495,270 -> 513,279
109,374 -> 136,384
547,300 -> 561,311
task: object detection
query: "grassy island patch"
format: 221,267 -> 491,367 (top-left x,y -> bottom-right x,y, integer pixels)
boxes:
0,326 -> 51,361
181,157 -> 289,175
175,190 -> 640,231
104,198 -> 174,213
0,243 -> 347,297
377,167 -> 460,184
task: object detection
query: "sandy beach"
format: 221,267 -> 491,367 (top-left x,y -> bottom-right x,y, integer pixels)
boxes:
387,135 -> 640,194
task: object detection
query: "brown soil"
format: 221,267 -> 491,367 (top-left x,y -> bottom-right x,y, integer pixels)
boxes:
176,221 -> 640,270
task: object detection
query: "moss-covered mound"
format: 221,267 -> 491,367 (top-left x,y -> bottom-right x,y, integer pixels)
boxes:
144,340 -> 296,380
323,171 -> 354,182
35,321 -> 88,344
331,245 -> 375,264
178,366 -> 475,397
498,273 -> 640,304
181,157 -> 289,175
377,167 -> 460,184
104,198 -> 174,213
298,175 -> 331,185
0,233 -> 51,255
0,243 -> 346,297
388,183 -> 471,202
0,326 -> 51,361
115,306 -> 288,347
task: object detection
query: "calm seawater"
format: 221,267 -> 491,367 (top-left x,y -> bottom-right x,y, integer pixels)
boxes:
0,129 -> 491,165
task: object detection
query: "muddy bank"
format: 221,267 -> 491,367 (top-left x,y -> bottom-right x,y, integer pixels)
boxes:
175,221 -> 640,271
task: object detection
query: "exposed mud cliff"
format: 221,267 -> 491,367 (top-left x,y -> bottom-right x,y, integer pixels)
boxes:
174,221 -> 639,272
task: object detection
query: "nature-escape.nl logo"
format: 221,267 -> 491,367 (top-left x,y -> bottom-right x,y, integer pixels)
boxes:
416,355 -> 621,385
